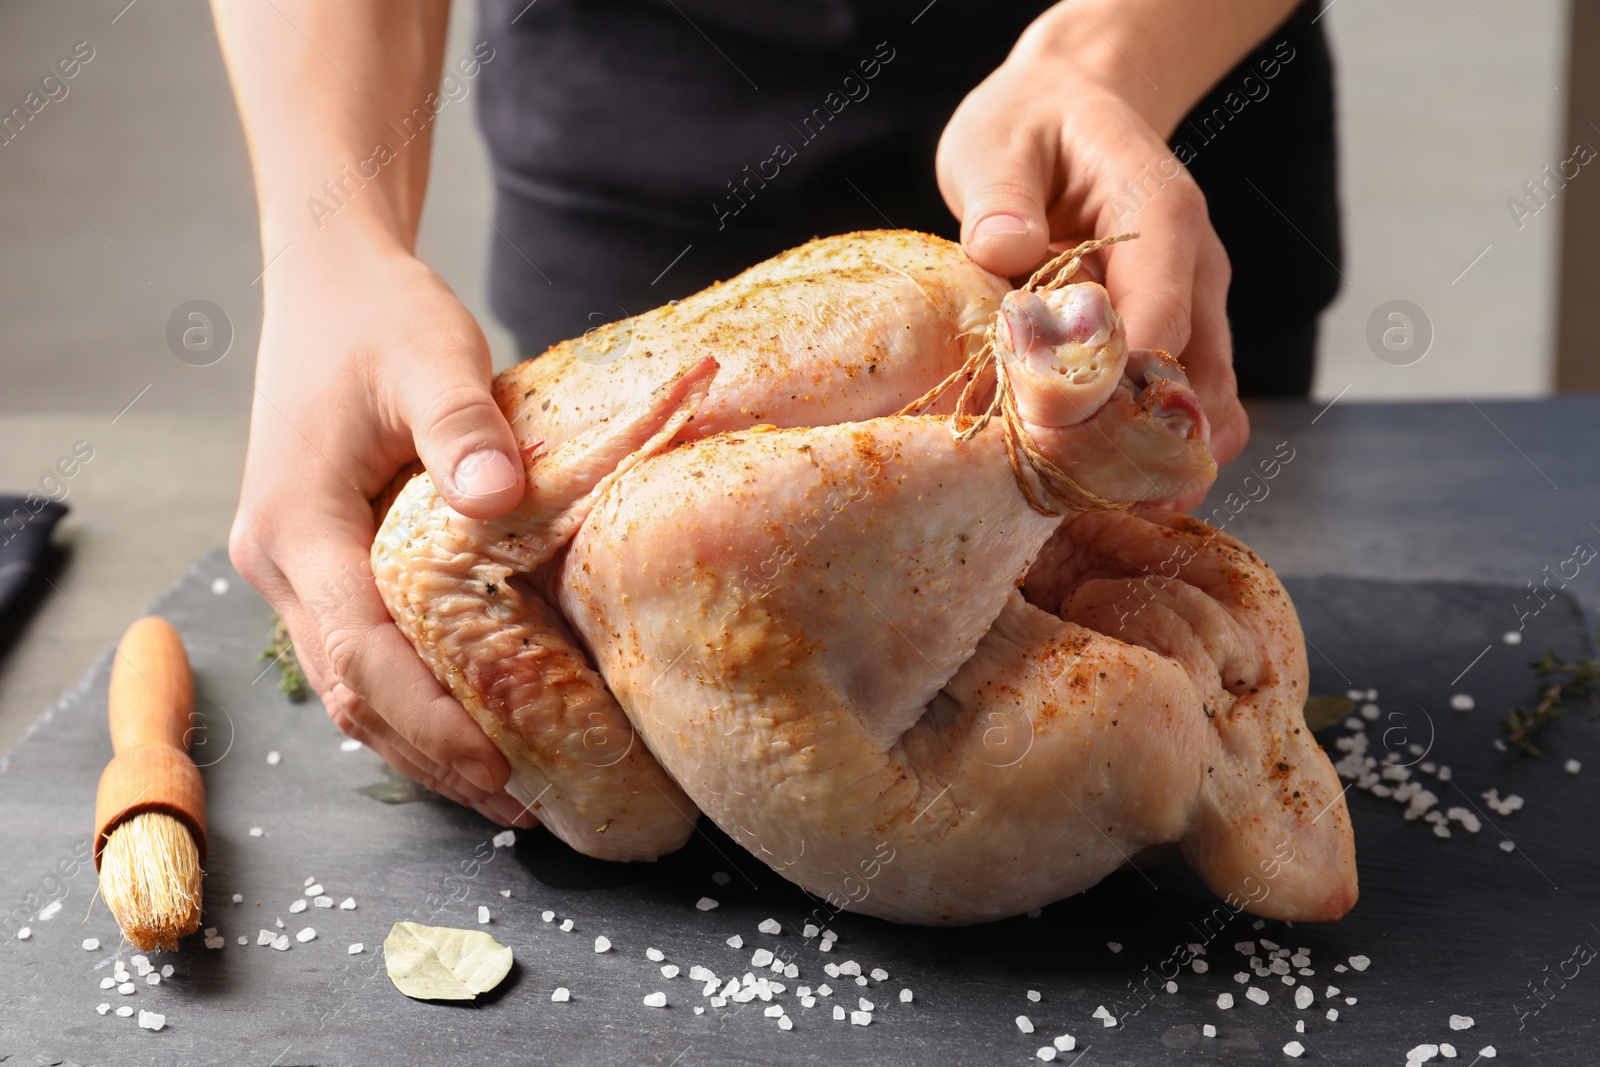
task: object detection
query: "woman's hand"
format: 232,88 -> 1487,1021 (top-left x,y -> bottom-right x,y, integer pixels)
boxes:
230,236 -> 537,827
937,2 -> 1301,473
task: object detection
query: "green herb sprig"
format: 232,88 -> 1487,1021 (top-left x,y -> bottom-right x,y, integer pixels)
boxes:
259,614 -> 309,703
1501,647 -> 1600,757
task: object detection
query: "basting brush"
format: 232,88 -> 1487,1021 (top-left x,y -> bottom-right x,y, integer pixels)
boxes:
93,616 -> 206,952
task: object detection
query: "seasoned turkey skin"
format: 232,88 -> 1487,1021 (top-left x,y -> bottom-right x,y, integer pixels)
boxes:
372,229 -> 1355,923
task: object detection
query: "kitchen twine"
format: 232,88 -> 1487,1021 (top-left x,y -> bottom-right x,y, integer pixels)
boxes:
897,231 -> 1141,516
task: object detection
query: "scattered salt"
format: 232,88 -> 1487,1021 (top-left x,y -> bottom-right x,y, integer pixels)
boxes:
348,943 -> 364,954
295,927 -> 316,943
137,1009 -> 166,1031
711,871 -> 731,885
871,967 -> 888,981
643,991 -> 668,1008
1566,759 -> 1582,775
552,987 -> 570,1002
752,949 -> 774,967
304,883 -> 324,896
727,935 -> 744,949
232,893 -> 244,903
696,897 -> 719,911
758,918 -> 782,935
314,896 -> 333,908
560,919 -> 573,932
118,982 -> 135,995
1245,987 -> 1269,1005
212,577 -> 229,595
339,897 -> 356,910
1449,1014 -> 1474,1030
662,965 -> 679,978
1348,955 -> 1371,971
594,936 -> 611,953
1217,993 -> 1234,1009
1502,631 -> 1522,645
492,829 -> 516,848
1449,694 -> 1474,711
340,737 -> 363,752
479,906 -> 491,924
1054,1034 -> 1076,1051
1016,1015 -> 1034,1034
1036,1048 -> 1057,1062
266,751 -> 281,765
851,1010 -> 872,1026
115,1006 -> 133,1017
1327,1008 -> 1339,1021
17,927 -> 29,940
1202,1024 -> 1217,1037
1283,1040 -> 1304,1057
1027,990 -> 1041,1002
900,988 -> 913,1003
542,911 -> 555,922
249,827 -> 264,837
1107,941 -> 1123,953
289,900 -> 307,914
647,947 -> 665,962
82,938 -> 100,951
271,935 -> 290,950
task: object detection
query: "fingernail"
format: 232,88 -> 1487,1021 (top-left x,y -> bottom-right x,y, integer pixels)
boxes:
452,757 -> 497,794
972,213 -> 1030,240
453,449 -> 519,498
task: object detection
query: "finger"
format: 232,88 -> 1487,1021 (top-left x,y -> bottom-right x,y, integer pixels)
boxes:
349,722 -> 536,828
392,323 -> 525,521
937,107 -> 1054,277
1185,235 -> 1250,467
1097,181 -> 1204,362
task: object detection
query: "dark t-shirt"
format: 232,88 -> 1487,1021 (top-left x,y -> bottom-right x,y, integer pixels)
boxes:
476,0 -> 1340,396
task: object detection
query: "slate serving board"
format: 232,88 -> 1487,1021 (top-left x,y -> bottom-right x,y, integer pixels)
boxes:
1,550 -> 1596,1067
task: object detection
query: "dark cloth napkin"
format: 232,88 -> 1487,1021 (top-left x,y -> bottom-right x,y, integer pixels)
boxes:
0,496 -> 67,635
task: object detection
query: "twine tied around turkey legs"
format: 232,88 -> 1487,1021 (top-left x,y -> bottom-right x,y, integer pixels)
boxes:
897,232 -> 1141,517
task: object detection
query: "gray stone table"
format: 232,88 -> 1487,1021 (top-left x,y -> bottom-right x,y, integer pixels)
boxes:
1,399 -> 1596,1066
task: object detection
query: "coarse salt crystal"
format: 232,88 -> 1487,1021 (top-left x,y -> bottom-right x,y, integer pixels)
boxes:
492,829 -> 516,848
1107,941 -> 1123,953
1192,959 -> 1209,974
1027,989 -> 1041,1002
212,577 -> 229,595
339,897 -> 356,910
1283,1040 -> 1304,1057
1036,1048 -> 1056,1062
340,737 -> 362,751
1407,1043 -> 1440,1063
661,964 -> 679,978
752,949 -> 774,967
1202,1024 -> 1217,1038
643,991 -> 667,1008
96,1002 -> 110,1015
851,1010 -> 871,1026
314,895 -> 333,908
1245,987 -> 1269,1005
1165,980 -> 1178,994
1348,955 -> 1370,971
1327,1008 -> 1339,1021
779,1015 -> 793,1030
758,918 -> 782,935
594,936 -> 611,953
711,871 -> 731,885
1360,703 -> 1380,721
146,973 -> 160,986
81,937 -> 100,951
900,988 -> 913,1003
1499,840 -> 1516,853
1450,1014 -> 1474,1030
817,984 -> 832,996
479,906 -> 491,924
1294,985 -> 1313,1009
249,827 -> 264,837
296,927 -> 316,943
267,751 -> 281,765
764,1005 -> 784,1018
696,897 -> 719,911
1017,1015 -> 1034,1033
1502,631 -> 1522,645
100,977 -> 115,988
499,889 -> 510,898
1054,1034 -> 1076,1051
727,934 -> 744,949
1479,1047 -> 1496,1058
17,927 -> 29,940
1217,993 -> 1234,1009
803,923 -> 820,938
348,943 -> 364,954
647,947 -> 665,961
204,936 -> 225,949
1441,1044 -> 1457,1057
237,936 -> 247,945
290,900 -> 307,914
137,1009 -> 166,1031
839,960 -> 862,976
118,982 -> 135,995
115,1005 -> 133,1017
1566,759 -> 1582,774
560,919 -> 574,932
304,881 -> 322,895
1450,694 -> 1474,711
1345,997 -> 1357,1005
271,935 -> 290,950
871,967 -> 888,981
801,996 -> 816,1007
551,987 -> 570,1002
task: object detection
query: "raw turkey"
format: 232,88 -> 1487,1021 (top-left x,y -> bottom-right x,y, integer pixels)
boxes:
372,230 -> 1357,925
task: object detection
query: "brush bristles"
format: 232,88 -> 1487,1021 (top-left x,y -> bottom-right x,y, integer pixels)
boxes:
99,812 -> 202,952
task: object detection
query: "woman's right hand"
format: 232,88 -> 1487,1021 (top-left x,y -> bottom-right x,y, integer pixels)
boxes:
230,233 -> 538,827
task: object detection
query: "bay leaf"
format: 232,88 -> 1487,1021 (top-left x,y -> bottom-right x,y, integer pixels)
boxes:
1302,694 -> 1355,732
383,921 -> 514,1001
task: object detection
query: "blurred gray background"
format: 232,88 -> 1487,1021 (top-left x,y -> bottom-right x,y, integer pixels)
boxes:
0,0 -> 1587,750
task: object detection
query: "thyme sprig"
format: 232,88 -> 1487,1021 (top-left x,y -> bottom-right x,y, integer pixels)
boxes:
1501,647 -> 1600,757
259,614 -> 309,703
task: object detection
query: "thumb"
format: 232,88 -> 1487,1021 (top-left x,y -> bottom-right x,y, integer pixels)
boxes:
397,342 -> 524,520
938,110 -> 1053,278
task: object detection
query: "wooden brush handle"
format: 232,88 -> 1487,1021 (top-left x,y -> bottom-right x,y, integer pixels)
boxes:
94,616 -> 207,868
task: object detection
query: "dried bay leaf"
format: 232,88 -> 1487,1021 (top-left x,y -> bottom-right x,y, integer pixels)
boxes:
1303,694 -> 1355,732
383,921 -> 514,1001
